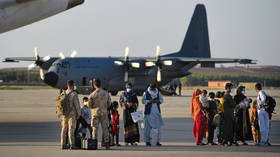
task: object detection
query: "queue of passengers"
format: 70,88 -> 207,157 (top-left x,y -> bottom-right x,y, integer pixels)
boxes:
191,83 -> 274,146
57,79 -> 163,150
57,80 -> 274,150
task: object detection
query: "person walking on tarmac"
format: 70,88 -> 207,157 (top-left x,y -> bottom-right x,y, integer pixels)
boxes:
88,79 -> 111,150
60,80 -> 81,150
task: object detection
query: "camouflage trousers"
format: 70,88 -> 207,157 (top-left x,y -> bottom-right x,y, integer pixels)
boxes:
60,115 -> 76,147
91,113 -> 110,143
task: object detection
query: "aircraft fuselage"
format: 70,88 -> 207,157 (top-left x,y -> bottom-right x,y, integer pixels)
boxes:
44,57 -> 192,94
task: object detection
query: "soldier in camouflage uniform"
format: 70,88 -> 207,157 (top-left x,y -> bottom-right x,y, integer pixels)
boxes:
60,80 -> 81,149
88,79 -> 111,149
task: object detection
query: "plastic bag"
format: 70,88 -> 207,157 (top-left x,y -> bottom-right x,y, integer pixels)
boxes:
130,111 -> 144,123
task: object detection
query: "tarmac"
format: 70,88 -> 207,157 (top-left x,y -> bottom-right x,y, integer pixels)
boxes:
0,88 -> 279,157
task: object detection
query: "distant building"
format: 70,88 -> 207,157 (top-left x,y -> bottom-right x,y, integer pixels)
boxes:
208,80 -> 232,89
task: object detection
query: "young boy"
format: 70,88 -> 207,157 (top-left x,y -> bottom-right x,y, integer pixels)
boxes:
215,91 -> 225,145
111,101 -> 121,146
80,97 -> 92,138
207,92 -> 218,145
250,100 -> 261,145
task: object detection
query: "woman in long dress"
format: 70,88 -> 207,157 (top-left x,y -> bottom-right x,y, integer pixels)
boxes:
191,89 -> 208,145
234,86 -> 253,145
119,83 -> 140,146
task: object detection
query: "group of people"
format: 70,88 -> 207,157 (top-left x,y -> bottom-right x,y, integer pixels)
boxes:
58,79 -> 164,150
57,79 -> 273,150
191,82 -> 272,146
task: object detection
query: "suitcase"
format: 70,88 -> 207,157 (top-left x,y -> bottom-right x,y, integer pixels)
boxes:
81,138 -> 98,150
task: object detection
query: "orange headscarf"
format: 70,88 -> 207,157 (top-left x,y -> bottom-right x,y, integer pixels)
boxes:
191,89 -> 202,120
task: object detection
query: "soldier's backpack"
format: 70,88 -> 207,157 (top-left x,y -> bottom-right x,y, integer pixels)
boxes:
56,91 -> 72,118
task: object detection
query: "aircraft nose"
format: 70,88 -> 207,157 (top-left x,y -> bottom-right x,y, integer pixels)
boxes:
67,0 -> 85,9
43,72 -> 58,87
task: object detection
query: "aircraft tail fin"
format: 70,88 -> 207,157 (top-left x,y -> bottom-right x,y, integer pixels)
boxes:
165,4 -> 211,58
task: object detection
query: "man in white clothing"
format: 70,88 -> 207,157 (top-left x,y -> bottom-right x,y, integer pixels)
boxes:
142,84 -> 164,146
255,83 -> 269,146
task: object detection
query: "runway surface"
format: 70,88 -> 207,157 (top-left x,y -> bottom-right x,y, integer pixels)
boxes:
0,89 -> 279,157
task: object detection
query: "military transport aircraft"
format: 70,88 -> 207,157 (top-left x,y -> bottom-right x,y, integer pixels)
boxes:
3,4 -> 256,95
0,0 -> 84,33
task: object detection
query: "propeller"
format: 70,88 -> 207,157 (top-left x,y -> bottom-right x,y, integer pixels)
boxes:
123,47 -> 130,82
27,47 -> 50,69
27,47 -> 51,80
59,52 -> 65,59
39,69 -> 45,80
70,50 -> 78,58
145,46 -> 173,82
27,47 -> 78,80
114,46 -> 140,82
59,50 -> 78,59
155,46 -> 162,82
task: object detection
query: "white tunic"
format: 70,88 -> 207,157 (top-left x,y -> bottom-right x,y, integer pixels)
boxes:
142,88 -> 164,129
257,90 -> 267,108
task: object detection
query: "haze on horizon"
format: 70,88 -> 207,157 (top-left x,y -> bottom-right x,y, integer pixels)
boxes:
0,0 -> 279,68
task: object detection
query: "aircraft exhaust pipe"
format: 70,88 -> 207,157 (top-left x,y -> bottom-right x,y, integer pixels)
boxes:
67,0 -> 85,9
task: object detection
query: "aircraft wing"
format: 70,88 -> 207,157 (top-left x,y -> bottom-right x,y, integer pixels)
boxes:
3,57 -> 37,62
174,57 -> 256,64
143,57 -> 256,68
3,56 -> 58,70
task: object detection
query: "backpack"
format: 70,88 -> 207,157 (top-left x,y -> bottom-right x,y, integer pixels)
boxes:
264,95 -> 276,114
56,91 -> 72,118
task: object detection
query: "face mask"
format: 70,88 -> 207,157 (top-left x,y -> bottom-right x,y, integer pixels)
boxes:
84,102 -> 88,106
126,88 -> 132,92
73,85 -> 77,91
230,89 -> 233,93
242,90 -> 245,94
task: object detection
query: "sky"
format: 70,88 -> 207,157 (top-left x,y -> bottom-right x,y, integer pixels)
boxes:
0,0 -> 280,68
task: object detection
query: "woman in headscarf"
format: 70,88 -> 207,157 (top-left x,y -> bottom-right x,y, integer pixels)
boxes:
233,86 -> 253,145
191,89 -> 208,145
119,83 -> 140,146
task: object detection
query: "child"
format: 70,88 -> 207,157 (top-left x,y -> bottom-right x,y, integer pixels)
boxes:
80,97 -> 92,138
250,100 -> 261,145
199,89 -> 209,118
199,89 -> 209,108
215,91 -> 225,145
207,92 -> 218,145
111,101 -> 121,146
